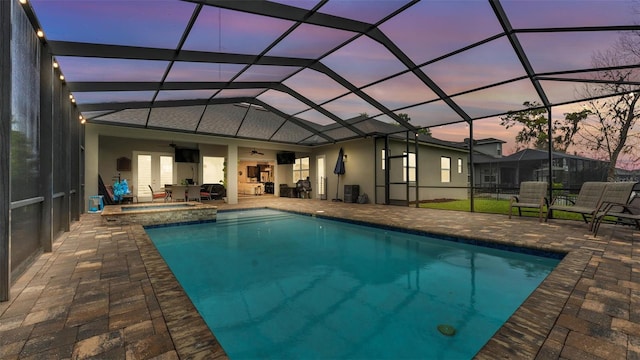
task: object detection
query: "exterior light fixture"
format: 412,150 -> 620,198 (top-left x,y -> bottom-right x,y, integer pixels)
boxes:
36,30 -> 44,38
19,0 -> 27,4
69,94 -> 74,100
59,74 -> 65,81
71,98 -> 76,103
79,115 -> 86,124
53,61 -> 59,68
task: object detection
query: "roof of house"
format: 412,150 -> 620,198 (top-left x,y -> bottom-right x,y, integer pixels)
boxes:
474,148 -> 609,164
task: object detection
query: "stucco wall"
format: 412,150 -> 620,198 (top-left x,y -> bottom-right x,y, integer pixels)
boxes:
86,124 -> 470,207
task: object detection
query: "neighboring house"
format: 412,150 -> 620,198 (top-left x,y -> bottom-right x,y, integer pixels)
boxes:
615,168 -> 640,183
471,147 -> 609,190
460,138 -> 506,158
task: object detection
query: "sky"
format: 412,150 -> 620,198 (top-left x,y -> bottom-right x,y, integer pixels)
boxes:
26,0 -> 640,168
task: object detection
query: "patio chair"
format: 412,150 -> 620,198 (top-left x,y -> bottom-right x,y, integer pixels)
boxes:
546,182 -> 607,223
170,185 -> 187,202
508,181 -> 548,222
187,185 -> 201,202
590,183 -> 638,234
201,183 -> 226,200
148,185 -> 167,202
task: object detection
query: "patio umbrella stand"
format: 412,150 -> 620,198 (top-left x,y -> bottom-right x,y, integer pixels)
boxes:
332,147 -> 345,202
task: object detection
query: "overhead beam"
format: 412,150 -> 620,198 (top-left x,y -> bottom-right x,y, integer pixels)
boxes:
490,0 -> 550,107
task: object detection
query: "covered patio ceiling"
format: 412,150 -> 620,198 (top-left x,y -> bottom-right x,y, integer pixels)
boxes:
24,0 -> 640,146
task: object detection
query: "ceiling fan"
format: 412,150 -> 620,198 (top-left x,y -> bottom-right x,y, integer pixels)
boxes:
250,149 -> 264,156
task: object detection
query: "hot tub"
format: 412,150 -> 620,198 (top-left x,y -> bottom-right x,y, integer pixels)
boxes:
101,201 -> 217,226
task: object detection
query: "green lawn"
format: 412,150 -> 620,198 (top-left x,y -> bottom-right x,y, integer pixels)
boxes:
418,198 -> 586,221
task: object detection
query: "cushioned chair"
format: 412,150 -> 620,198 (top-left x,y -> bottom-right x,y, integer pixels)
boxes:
509,181 -> 548,222
201,183 -> 226,200
148,185 -> 167,202
296,178 -> 312,199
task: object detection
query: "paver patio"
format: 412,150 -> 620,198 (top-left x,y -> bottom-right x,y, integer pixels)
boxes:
1,196 -> 639,359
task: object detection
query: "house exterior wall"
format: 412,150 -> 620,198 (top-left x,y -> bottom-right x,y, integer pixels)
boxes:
88,124 -> 471,206
417,145 -> 468,201
313,139 -> 375,202
374,138 -> 469,203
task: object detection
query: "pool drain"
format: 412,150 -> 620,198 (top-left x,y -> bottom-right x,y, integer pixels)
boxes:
437,324 -> 456,336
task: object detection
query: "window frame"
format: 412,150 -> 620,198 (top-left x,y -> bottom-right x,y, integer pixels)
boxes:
441,156 -> 451,183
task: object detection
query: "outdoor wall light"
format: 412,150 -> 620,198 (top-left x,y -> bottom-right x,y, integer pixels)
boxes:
53,61 -> 59,69
19,0 -> 27,4
59,74 -> 65,81
36,30 -> 44,38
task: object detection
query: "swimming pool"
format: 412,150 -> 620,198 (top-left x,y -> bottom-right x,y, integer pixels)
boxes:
146,209 -> 560,359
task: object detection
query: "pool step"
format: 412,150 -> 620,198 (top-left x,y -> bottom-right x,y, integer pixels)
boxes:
214,213 -> 298,227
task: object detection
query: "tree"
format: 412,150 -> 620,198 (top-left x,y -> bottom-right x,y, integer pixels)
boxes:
575,33 -> 640,181
397,113 -> 432,136
500,101 -> 587,152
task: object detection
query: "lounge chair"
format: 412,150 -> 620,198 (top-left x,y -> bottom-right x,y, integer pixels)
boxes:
592,194 -> 640,236
509,181 -> 548,222
547,182 -> 636,225
148,185 -> 167,202
546,182 -> 607,223
590,183 -> 638,234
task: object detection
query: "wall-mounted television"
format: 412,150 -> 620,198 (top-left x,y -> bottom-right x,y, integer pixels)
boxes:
175,148 -> 200,163
276,151 -> 296,165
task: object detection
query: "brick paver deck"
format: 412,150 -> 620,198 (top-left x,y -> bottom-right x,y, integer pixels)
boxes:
1,196 -> 639,359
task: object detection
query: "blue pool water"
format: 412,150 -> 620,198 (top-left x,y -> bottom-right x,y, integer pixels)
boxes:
146,209 -> 560,359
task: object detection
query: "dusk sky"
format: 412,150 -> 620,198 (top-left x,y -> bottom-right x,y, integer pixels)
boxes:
27,0 -> 640,165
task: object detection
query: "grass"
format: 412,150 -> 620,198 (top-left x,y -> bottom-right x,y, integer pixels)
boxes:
418,198 -> 587,221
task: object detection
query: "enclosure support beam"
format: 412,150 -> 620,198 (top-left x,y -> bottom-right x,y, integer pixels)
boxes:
547,107 -> 554,203
0,0 -> 12,302
469,121 -> 475,213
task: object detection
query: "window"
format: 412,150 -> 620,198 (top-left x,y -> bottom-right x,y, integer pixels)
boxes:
484,175 -> 496,182
137,155 -> 152,197
293,157 -> 310,182
160,156 -> 173,186
403,152 -> 416,183
381,149 -> 386,170
457,158 -> 463,174
137,153 -> 174,198
202,156 -> 225,184
441,156 -> 451,183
